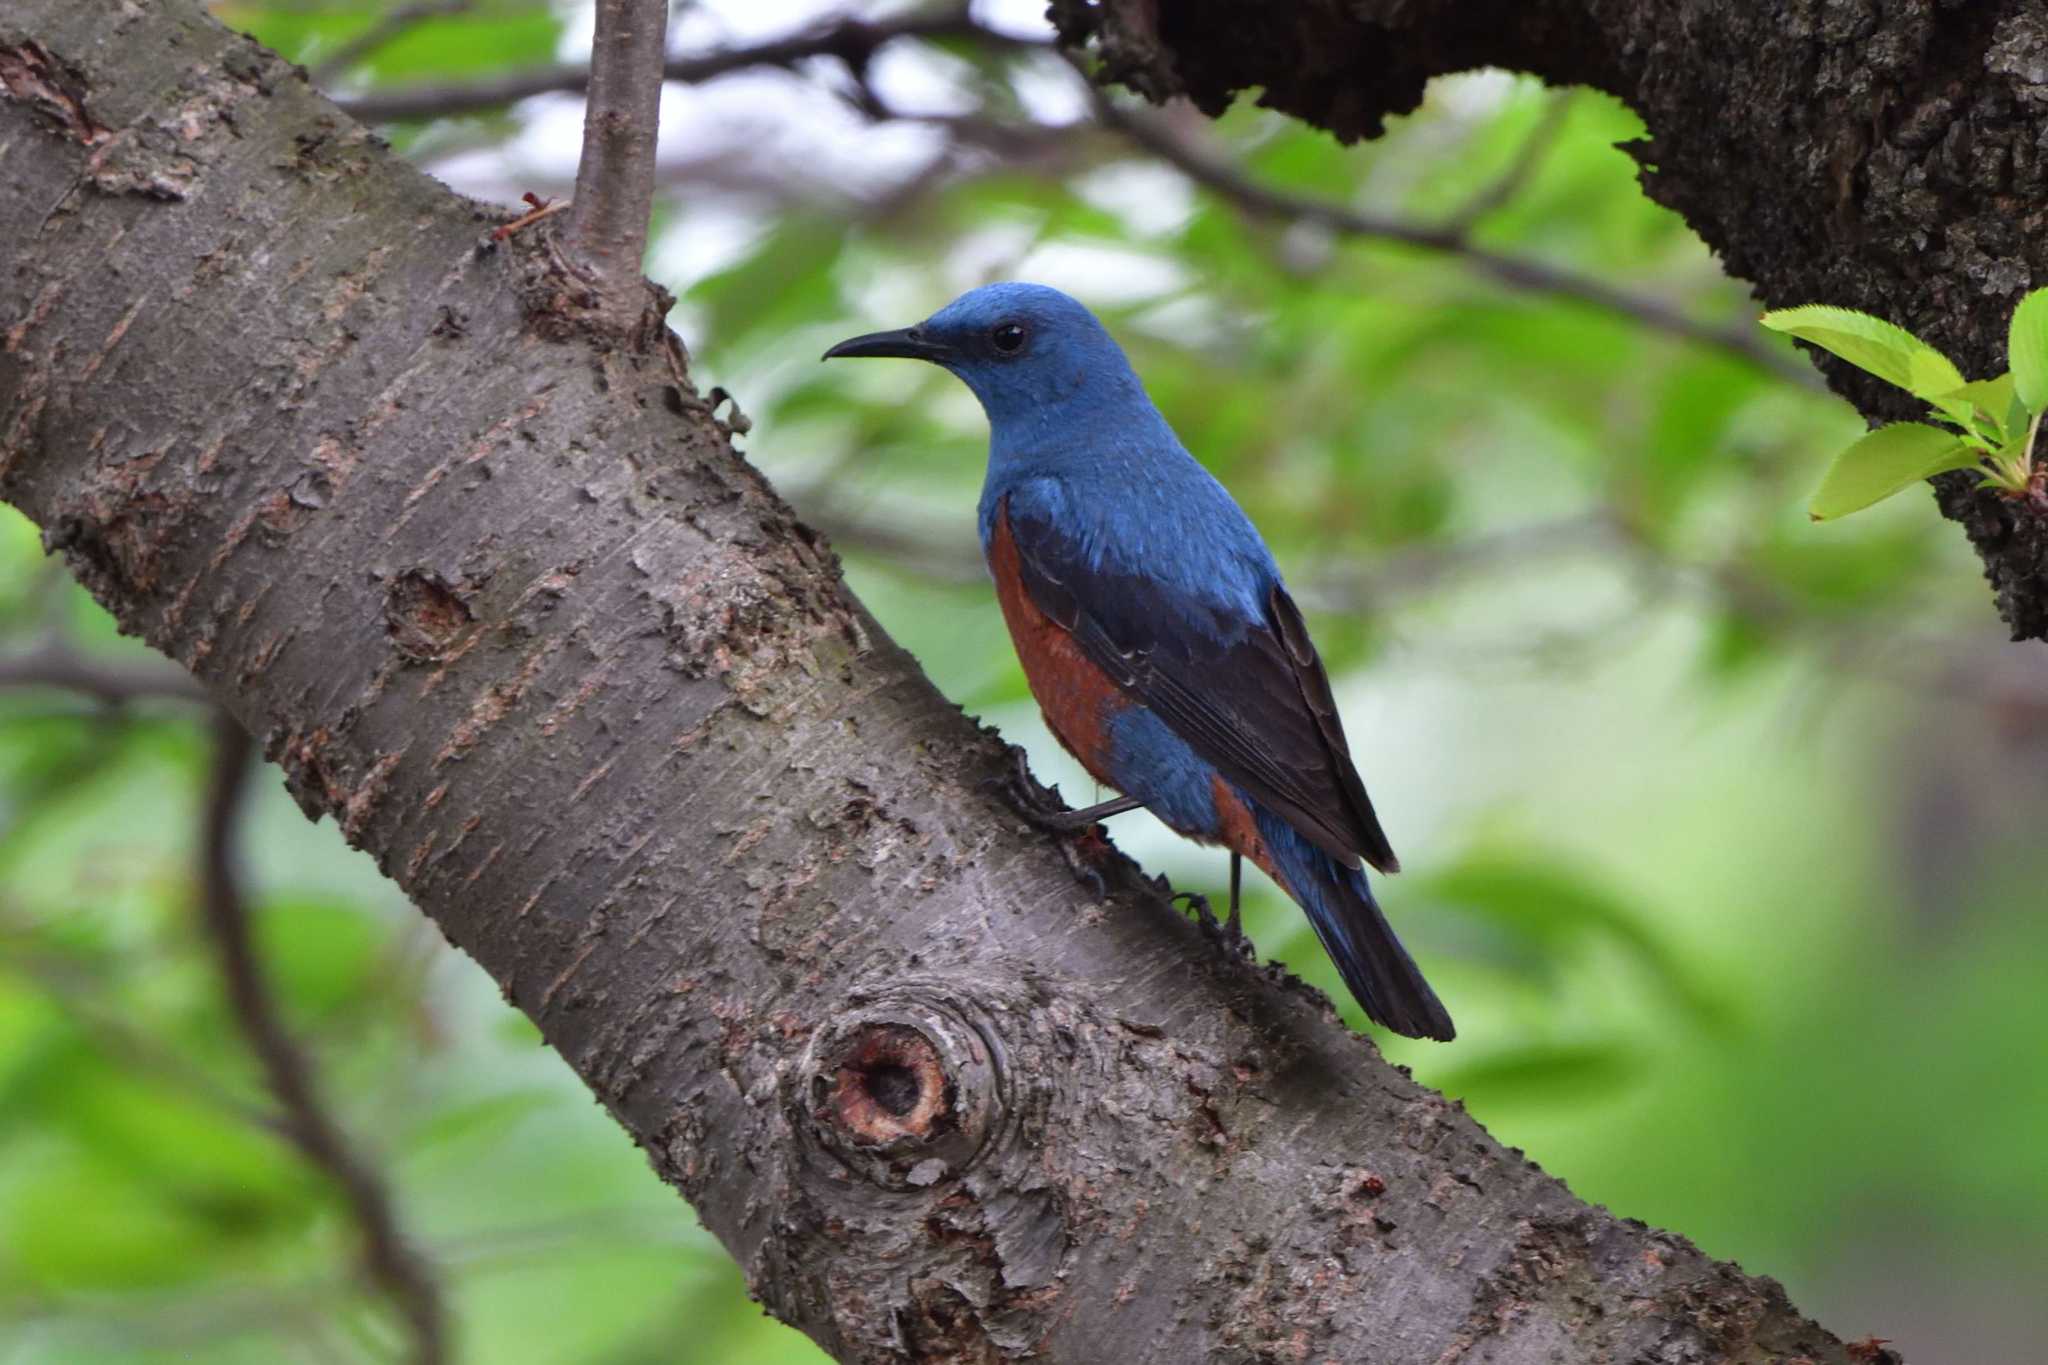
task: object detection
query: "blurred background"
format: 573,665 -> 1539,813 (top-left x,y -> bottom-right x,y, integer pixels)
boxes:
2,1 -> 2044,1361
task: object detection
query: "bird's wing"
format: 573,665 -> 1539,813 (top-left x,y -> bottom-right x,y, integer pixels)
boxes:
999,491 -> 1398,873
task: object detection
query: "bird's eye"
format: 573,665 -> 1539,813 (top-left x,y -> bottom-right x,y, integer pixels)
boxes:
990,321 -> 1027,355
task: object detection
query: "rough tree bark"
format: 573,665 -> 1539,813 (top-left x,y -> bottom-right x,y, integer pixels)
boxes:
1056,0 -> 2048,642
1,2 -> 1892,1362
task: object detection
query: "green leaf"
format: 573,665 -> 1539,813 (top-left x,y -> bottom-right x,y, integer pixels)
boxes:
2008,287 -> 2048,413
1808,422 -> 1976,522
1931,372 -> 2016,443
1761,305 -> 1965,398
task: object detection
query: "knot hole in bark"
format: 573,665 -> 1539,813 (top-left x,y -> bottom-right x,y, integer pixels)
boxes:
384,568 -> 475,662
798,993 -> 1009,1191
826,1024 -> 946,1142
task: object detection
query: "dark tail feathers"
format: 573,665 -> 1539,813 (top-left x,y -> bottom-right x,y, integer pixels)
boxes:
1259,809 -> 1454,1041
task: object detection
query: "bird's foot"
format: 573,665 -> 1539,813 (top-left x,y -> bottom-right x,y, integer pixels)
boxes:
989,745 -> 1139,832
1167,881 -> 1255,961
1221,909 -> 1254,962
990,747 -> 1114,900
1171,888 -> 1220,933
989,745 -> 1075,829
1055,837 -> 1110,902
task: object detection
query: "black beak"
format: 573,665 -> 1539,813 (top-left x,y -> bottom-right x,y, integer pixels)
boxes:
821,326 -> 948,362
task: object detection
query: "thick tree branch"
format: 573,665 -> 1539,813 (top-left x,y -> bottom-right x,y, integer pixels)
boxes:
1053,0 -> 2048,641
198,710 -> 447,1365
0,4 -> 1889,1361
559,0 -> 667,335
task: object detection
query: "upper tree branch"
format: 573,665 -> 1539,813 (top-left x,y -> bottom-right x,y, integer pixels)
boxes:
1053,0 -> 2048,641
559,0 -> 669,336
198,710 -> 447,1365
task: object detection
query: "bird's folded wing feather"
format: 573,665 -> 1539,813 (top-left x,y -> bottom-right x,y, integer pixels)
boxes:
999,492 -> 1398,874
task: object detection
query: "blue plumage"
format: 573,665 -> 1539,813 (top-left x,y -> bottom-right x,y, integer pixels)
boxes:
825,283 -> 1454,1040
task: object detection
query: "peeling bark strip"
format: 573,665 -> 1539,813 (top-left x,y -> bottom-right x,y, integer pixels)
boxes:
1055,0 -> 2048,642
0,2 -> 1887,1361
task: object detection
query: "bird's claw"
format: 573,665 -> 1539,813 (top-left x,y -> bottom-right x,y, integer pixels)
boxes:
990,746 -> 1111,900
1057,839 -> 1110,902
989,744 -> 1113,832
1172,888 -> 1219,932
988,744 -> 1072,828
1169,884 -> 1255,961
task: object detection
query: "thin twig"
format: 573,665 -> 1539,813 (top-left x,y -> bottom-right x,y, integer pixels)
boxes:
0,639 -> 210,706
198,709 -> 447,1365
310,0 -> 473,84
1093,98 -> 1819,390
335,10 -> 1036,123
559,0 -> 671,333
1439,90 -> 1574,236
0,925 -> 282,1132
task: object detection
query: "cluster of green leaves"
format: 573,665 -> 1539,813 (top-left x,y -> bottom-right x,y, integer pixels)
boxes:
1762,290 -> 2048,520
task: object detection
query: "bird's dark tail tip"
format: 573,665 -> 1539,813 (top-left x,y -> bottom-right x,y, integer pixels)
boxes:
1294,845 -> 1454,1041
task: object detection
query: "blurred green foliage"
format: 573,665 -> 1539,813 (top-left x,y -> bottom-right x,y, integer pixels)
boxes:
2,3 -> 2043,1363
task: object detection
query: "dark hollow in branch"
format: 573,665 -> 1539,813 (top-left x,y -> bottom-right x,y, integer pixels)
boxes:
198,709 -> 448,1365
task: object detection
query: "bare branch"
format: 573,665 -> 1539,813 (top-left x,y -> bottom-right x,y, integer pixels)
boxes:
310,0 -> 473,84
197,710 -> 447,1365
558,0 -> 670,334
331,10 -> 1046,123
0,638 -> 210,705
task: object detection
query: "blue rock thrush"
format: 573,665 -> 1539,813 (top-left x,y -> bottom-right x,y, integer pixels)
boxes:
826,282 -> 1453,1040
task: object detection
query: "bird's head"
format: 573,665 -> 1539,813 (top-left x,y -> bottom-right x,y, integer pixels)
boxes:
823,282 -> 1145,430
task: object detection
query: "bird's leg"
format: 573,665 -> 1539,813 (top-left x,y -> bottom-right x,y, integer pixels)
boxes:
1040,794 -> 1143,830
1222,852 -> 1254,959
991,745 -> 1141,831
1228,852 -> 1242,936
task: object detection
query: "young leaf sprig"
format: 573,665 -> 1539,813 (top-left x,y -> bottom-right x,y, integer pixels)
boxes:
1761,288 -> 2048,521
